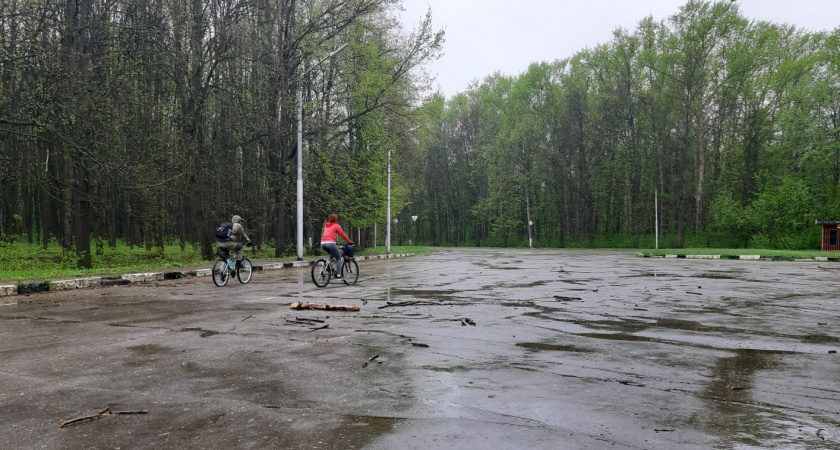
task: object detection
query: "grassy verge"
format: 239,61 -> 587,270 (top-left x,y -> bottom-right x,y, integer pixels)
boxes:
639,248 -> 840,259
0,241 -> 435,285
4,241 -> 834,286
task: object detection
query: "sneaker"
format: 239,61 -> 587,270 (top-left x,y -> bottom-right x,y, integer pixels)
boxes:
334,275 -> 344,280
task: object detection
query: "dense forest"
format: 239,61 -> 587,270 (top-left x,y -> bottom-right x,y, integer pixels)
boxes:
0,0 -> 443,265
407,0 -> 840,250
1,0 -> 839,268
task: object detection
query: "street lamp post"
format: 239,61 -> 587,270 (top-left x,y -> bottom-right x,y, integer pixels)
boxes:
385,125 -> 419,255
654,188 -> 659,250
412,215 -> 418,247
386,146 -> 392,255
296,43 -> 348,260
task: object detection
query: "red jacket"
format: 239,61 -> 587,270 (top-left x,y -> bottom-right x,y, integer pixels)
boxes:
321,222 -> 351,243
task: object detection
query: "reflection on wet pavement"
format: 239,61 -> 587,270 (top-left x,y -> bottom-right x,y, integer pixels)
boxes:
3,248 -> 840,449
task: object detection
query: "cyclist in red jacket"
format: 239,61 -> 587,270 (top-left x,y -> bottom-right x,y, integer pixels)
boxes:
320,214 -> 353,279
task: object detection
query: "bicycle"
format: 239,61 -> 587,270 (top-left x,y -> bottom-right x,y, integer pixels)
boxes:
311,243 -> 359,287
212,243 -> 253,287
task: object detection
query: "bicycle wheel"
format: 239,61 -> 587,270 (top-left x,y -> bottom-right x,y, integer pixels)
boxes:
311,259 -> 331,287
237,258 -> 253,284
342,258 -> 359,285
212,259 -> 229,286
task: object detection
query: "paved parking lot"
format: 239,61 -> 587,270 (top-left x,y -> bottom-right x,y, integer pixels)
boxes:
2,248 -> 839,449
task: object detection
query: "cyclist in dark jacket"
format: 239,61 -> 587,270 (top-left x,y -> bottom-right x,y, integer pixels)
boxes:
218,215 -> 251,266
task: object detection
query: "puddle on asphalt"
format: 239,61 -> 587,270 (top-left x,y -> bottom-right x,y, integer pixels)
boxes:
699,349 -> 797,447
388,289 -> 460,297
517,342 -> 592,352
371,288 -> 472,304
576,332 -> 656,342
500,280 -> 550,288
574,318 -> 706,334
655,318 -> 703,331
127,343 -> 167,355
330,415 -> 399,448
180,327 -> 220,337
695,272 -> 737,279
422,365 -> 471,373
628,272 -> 681,278
799,334 -> 839,344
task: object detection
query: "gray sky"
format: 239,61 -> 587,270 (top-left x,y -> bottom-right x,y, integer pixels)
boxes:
398,0 -> 840,98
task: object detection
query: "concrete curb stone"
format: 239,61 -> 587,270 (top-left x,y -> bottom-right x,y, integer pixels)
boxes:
645,253 -> 839,261
0,253 -> 415,303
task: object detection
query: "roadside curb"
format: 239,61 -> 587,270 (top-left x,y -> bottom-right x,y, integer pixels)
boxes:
637,253 -> 840,262
1,253 -> 414,305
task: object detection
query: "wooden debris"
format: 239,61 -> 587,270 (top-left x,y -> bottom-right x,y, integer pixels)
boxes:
460,318 -> 476,326
553,295 -> 582,302
411,343 -> 429,348
654,428 -> 675,432
290,302 -> 359,312
59,408 -> 148,428
363,355 -> 380,368
378,300 -> 451,309
310,324 -> 329,331
295,317 -> 325,323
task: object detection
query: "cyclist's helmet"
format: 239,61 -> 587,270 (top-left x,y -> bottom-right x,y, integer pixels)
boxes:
344,243 -> 354,257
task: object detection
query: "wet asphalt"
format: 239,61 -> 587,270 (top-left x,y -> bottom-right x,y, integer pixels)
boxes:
1,248 -> 839,449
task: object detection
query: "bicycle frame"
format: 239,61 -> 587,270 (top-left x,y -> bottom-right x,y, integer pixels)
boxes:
212,243 -> 253,286
311,243 -> 357,287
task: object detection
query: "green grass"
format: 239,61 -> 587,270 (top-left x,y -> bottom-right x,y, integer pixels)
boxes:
0,241 -> 206,284
639,248 -> 840,259
359,245 -> 436,255
0,240 -> 436,284
4,239 -> 835,286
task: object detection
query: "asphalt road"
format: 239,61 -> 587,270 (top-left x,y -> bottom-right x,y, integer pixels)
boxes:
2,248 -> 839,449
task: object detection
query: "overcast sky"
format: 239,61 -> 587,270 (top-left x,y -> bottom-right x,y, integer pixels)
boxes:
398,0 -> 840,98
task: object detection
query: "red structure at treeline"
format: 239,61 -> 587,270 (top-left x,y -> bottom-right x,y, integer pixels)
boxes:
817,220 -> 840,251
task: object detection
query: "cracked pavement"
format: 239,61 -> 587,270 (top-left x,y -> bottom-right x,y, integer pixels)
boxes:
2,248 -> 839,449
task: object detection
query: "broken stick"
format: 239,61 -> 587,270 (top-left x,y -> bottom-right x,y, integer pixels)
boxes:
290,302 -> 359,312
59,408 -> 148,428
378,300 -> 451,309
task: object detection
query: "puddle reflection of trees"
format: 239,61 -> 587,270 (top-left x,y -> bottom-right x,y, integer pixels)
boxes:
701,349 -> 794,447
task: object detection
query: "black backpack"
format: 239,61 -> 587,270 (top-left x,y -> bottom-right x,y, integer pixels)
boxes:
215,222 -> 232,241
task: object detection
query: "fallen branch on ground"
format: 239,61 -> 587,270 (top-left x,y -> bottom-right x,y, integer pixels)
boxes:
290,302 -> 359,312
59,408 -> 148,428
283,317 -> 325,324
378,300 -> 452,309
363,354 -> 380,367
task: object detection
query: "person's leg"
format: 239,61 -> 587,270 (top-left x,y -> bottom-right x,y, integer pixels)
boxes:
321,242 -> 341,276
234,242 -> 244,264
218,242 -> 233,259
